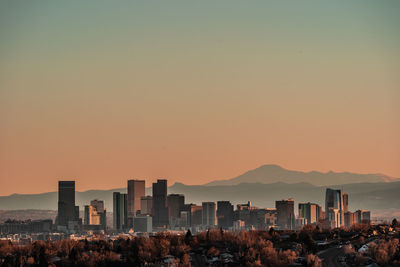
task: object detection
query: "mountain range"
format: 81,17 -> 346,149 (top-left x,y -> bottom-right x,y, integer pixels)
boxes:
0,165 -> 399,219
205,164 -> 399,186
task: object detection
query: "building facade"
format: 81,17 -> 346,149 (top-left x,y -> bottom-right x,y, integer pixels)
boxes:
167,194 -> 185,227
133,215 -> 152,233
127,180 -> 145,218
140,196 -> 153,215
152,179 -> 169,228
84,199 -> 106,230
276,198 -> 295,230
298,202 -> 321,225
202,202 -> 217,228
325,188 -> 345,227
217,201 -> 234,229
113,192 -> 127,231
57,181 -> 80,231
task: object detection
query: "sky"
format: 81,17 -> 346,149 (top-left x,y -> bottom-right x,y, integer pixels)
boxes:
0,1 -> 399,196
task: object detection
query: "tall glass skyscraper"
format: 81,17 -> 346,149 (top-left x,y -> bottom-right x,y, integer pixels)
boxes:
113,192 -> 127,231
57,181 -> 79,228
127,180 -> 145,218
152,179 -> 168,228
325,188 -> 345,227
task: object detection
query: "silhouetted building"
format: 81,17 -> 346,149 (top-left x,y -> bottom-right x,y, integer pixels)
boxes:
355,210 -> 371,224
84,199 -> 106,230
234,201 -> 258,227
140,196 -> 153,215
217,201 -> 234,229
316,205 -> 324,221
327,208 -> 341,228
325,188 -> 345,227
252,208 -> 277,229
276,198 -> 294,230
202,202 -> 217,228
133,215 -> 152,233
298,202 -> 321,225
343,194 -> 349,213
167,194 -> 185,227
127,180 -> 145,218
56,181 -> 80,231
183,204 -> 202,227
113,192 -> 127,231
178,210 -> 190,228
344,211 -> 356,228
0,219 -> 53,234
152,179 -> 169,228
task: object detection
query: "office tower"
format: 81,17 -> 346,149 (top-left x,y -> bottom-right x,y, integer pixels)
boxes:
84,199 -> 106,230
298,202 -> 320,225
264,209 -> 277,228
327,208 -> 341,228
325,188 -> 345,227
316,204 -> 324,221
152,179 -> 169,228
113,192 -> 127,231
184,204 -> 202,227
275,198 -> 295,230
235,201 -> 258,226
248,208 -> 278,229
202,202 -> 217,227
355,210 -> 371,224
140,196 -> 153,215
127,180 -> 145,218
167,194 -> 185,227
133,215 -> 152,233
344,211 -> 356,228
217,201 -> 234,229
343,194 -> 349,213
178,210 -> 190,228
57,181 -> 80,229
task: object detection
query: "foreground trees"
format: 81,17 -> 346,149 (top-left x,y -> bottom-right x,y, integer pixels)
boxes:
0,229 -> 322,267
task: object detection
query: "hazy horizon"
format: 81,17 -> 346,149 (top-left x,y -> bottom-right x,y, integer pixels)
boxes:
1,1 -> 399,195
0,163 -> 398,197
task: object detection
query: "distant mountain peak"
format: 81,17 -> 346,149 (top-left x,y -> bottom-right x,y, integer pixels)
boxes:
205,164 -> 399,187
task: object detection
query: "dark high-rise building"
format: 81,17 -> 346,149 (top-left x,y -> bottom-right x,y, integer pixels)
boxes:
276,198 -> 295,230
57,181 -> 79,229
325,188 -> 345,227
343,194 -> 349,213
202,202 -> 217,227
355,210 -> 371,224
344,211 -> 356,228
217,201 -> 234,229
140,196 -> 153,215
167,194 -> 185,226
183,204 -> 202,227
113,192 -> 127,231
152,179 -> 169,228
127,180 -> 145,218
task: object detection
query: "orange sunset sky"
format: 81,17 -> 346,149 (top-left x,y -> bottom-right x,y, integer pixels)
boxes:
0,1 -> 399,196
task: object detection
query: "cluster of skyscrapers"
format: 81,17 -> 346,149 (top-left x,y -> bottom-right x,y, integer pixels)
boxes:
55,180 -> 371,233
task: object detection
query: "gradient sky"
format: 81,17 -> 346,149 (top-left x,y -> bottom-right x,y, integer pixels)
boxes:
1,1 -> 399,196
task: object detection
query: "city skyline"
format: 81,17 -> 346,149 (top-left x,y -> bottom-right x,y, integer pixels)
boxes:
52,178 -> 371,233
1,1 -> 400,196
